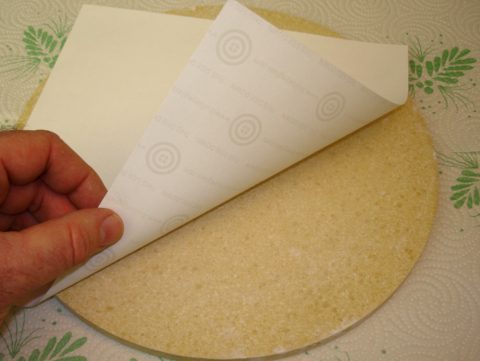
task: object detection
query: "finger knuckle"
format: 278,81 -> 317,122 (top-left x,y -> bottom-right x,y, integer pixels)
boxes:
35,130 -> 66,148
65,222 -> 92,266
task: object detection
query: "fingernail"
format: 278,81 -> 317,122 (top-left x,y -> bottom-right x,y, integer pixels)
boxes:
100,213 -> 124,246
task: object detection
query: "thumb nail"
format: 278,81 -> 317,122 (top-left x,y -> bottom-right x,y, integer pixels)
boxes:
100,213 -> 124,246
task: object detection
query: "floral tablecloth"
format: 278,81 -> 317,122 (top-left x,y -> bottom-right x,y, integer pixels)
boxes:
1,1 -> 479,360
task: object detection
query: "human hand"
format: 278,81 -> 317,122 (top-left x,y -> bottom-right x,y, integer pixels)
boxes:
0,130 -> 123,323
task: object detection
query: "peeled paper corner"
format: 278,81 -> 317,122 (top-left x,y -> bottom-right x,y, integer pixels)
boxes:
26,0 -> 408,305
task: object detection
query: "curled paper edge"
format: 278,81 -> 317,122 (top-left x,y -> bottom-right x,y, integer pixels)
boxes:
27,0 -> 407,306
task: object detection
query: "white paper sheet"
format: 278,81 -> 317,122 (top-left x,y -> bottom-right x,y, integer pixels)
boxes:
26,0 -> 407,304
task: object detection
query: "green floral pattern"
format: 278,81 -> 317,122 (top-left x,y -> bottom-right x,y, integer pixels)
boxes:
0,312 -> 40,360
1,312 -> 87,361
0,310 -> 175,361
438,152 -> 480,212
0,19 -> 70,80
408,37 -> 477,109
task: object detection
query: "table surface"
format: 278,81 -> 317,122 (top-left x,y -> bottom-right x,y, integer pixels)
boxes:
0,1 -> 479,361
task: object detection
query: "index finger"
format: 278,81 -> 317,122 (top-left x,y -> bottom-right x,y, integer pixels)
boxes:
0,130 -> 106,209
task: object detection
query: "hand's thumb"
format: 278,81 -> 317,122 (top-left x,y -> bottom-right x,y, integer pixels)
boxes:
0,208 -> 123,304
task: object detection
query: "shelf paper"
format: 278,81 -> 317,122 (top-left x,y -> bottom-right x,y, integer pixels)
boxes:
26,0 -> 407,305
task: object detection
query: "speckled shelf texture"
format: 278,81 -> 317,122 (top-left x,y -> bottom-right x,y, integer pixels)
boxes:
1,1 -> 479,361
